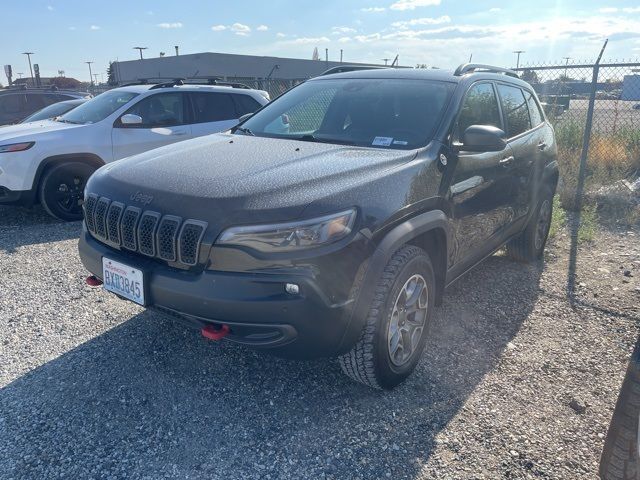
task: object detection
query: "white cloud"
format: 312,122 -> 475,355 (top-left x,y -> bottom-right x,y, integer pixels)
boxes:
257,24 -> 269,31
623,7 -> 640,13
391,16 -> 451,28
157,22 -> 183,29
361,6 -> 385,12
332,26 -> 357,35
389,0 -> 441,11
283,36 -> 330,45
211,24 -> 227,31
47,5 -> 54,11
599,7 -> 618,13
90,25 -> 100,30
338,36 -> 352,43
489,7 -> 501,12
231,23 -> 251,35
276,32 -> 287,38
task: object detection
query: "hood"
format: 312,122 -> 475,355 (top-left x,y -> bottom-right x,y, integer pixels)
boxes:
0,119 -> 81,143
88,133 -> 417,226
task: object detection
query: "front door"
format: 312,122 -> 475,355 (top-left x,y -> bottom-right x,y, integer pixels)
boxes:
112,92 -> 191,160
448,82 -> 517,265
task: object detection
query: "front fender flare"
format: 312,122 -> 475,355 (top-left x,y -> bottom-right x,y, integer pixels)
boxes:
336,210 -> 451,355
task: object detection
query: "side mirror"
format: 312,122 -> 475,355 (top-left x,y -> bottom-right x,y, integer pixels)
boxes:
120,114 -> 143,126
460,125 -> 507,152
237,113 -> 253,123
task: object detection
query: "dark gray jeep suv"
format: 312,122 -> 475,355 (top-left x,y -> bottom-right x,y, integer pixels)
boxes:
79,64 -> 558,389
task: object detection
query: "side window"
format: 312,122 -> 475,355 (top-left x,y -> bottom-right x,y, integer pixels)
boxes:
191,93 -> 237,123
524,90 -> 543,127
496,84 -> 531,137
455,83 -> 502,140
0,94 -> 26,114
125,93 -> 185,127
25,94 -> 47,111
232,94 -> 262,116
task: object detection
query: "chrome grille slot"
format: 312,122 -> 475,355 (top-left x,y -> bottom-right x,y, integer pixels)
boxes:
137,211 -> 161,257
106,202 -> 124,245
94,197 -> 110,239
157,215 -> 181,261
121,207 -> 141,251
84,194 -> 98,233
178,220 -> 208,266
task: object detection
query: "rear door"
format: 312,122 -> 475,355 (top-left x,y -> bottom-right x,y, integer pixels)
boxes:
111,92 -> 191,160
189,92 -> 240,137
449,82 -> 517,265
495,83 -> 537,221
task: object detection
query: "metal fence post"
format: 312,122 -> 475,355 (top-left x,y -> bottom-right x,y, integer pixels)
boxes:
566,39 -> 608,302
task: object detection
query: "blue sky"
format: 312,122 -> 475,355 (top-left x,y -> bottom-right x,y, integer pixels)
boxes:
2,0 -> 640,83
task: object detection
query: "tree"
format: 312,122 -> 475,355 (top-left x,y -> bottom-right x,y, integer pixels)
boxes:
107,61 -> 118,86
520,69 -> 539,83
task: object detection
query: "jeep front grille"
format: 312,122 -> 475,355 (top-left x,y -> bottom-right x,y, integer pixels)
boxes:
84,194 -> 207,266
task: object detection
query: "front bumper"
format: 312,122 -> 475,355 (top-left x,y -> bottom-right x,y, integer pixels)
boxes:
79,229 -> 355,359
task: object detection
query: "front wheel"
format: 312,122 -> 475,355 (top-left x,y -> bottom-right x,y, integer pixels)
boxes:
338,245 -> 435,390
39,162 -> 96,221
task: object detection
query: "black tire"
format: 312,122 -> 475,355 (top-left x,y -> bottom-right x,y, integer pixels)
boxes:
39,162 -> 96,221
600,339 -> 640,480
338,245 -> 435,390
505,185 -> 554,262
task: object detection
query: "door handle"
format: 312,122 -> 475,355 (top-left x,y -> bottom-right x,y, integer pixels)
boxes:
499,156 -> 514,167
538,141 -> 547,151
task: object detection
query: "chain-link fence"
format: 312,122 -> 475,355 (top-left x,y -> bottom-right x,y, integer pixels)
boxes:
513,61 -> 640,209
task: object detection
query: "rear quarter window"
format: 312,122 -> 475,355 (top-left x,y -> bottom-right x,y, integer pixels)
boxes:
496,84 -> 532,137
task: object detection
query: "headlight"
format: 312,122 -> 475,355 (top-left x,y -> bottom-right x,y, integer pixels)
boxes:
0,142 -> 35,153
217,209 -> 356,252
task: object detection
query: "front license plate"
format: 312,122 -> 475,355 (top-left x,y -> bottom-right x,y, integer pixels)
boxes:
102,257 -> 145,306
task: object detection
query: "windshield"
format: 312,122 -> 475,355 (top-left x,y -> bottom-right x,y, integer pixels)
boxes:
238,78 -> 454,149
59,91 -> 138,124
21,101 -> 81,123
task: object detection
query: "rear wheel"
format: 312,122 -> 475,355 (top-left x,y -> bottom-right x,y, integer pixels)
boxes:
39,162 -> 96,221
505,186 -> 553,262
338,245 -> 435,390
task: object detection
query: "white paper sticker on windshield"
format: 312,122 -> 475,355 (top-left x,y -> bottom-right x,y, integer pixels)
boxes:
372,136 -> 393,146
393,140 -> 408,146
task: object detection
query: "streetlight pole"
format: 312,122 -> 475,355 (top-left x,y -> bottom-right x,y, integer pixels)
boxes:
133,47 -> 148,60
513,50 -> 525,69
22,52 -> 34,85
85,61 -> 94,85
563,56 -> 572,78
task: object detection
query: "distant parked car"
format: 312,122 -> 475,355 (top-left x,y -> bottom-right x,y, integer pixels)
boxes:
0,86 -> 91,125
0,80 -> 269,220
20,99 -> 88,123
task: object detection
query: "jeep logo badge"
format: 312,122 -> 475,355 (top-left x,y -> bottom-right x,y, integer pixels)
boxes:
130,191 -> 153,205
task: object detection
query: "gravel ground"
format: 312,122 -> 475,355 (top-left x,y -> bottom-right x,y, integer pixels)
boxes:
0,205 -> 638,479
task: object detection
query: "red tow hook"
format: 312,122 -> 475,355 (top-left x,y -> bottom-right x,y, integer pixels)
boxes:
85,275 -> 103,287
201,324 -> 230,341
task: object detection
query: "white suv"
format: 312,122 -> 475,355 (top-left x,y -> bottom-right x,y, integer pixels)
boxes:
0,81 -> 269,220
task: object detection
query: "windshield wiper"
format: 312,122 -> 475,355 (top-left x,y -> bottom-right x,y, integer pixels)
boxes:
295,134 -> 356,146
55,118 -> 81,124
234,126 -> 255,136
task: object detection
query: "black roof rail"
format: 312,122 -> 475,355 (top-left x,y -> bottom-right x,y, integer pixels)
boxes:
321,65 -> 389,76
120,77 -> 251,90
454,63 -> 519,78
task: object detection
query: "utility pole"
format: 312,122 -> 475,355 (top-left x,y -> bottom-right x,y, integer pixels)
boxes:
93,73 -> 99,85
175,45 -> 179,56
513,50 -> 525,69
22,52 -> 34,85
340,49 -> 343,63
133,47 -> 148,60
325,48 -> 328,68
85,61 -> 94,85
